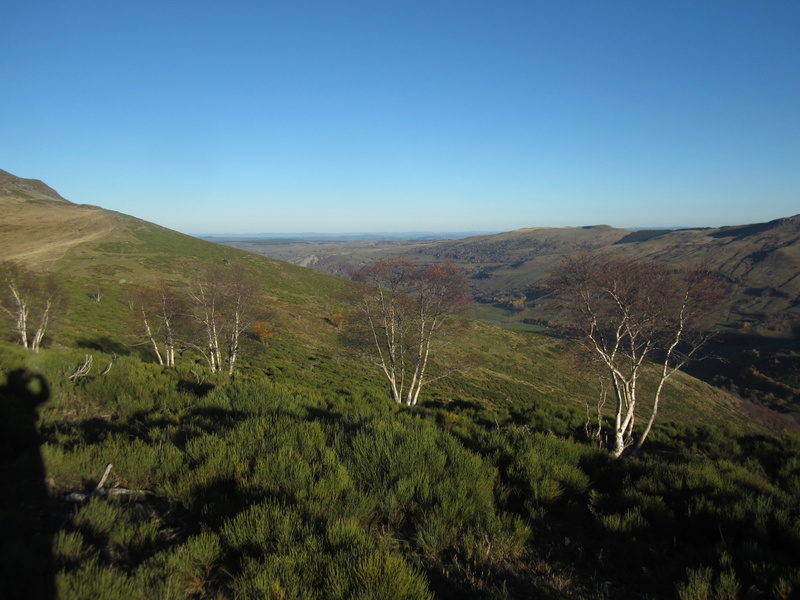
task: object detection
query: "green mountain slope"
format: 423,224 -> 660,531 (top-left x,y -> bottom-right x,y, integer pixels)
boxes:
3,170 -> 799,599
0,169 -> 763,430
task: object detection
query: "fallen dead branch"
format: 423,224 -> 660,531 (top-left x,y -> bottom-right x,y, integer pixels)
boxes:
64,463 -> 163,502
66,355 -> 93,381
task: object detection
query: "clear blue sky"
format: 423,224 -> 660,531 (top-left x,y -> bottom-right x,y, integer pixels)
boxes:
1,1 -> 798,233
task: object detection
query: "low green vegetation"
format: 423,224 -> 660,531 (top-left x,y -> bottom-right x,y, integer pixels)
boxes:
2,332 -> 799,598
2,197 -> 799,598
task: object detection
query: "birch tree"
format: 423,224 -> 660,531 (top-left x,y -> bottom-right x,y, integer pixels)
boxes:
130,282 -> 186,367
189,266 -> 226,372
352,259 -> 471,406
0,261 -> 66,352
549,252 -> 723,458
133,287 -> 163,365
188,263 -> 258,374
222,263 -> 258,375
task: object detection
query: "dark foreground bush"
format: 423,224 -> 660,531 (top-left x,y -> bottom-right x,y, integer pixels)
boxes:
2,346 -> 799,599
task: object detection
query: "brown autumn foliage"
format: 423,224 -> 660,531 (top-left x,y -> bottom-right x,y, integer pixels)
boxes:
253,320 -> 275,342
329,313 -> 349,329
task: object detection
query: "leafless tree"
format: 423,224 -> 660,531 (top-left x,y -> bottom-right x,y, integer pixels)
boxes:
222,263 -> 258,375
188,266 -> 226,372
549,252 -> 724,458
188,263 -> 258,374
352,258 -> 471,406
0,261 -> 67,352
130,281 -> 186,367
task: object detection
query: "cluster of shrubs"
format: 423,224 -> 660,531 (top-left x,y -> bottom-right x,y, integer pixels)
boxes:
2,344 -> 800,599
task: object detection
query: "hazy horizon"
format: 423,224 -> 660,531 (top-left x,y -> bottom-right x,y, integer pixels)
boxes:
2,1 -> 798,234
192,224 -> 713,238
194,217 -> 800,237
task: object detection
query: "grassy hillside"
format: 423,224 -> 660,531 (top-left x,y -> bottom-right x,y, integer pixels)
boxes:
395,219 -> 800,327
0,168 -> 68,202
3,338 -> 799,599
0,173 -> 763,432
2,171 -> 800,599
0,175 -> 114,269
223,218 -> 800,333
222,218 -> 800,424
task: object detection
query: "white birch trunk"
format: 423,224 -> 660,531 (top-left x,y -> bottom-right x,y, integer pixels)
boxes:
163,316 -> 175,368
30,299 -> 52,352
8,283 -> 29,348
141,308 -> 163,365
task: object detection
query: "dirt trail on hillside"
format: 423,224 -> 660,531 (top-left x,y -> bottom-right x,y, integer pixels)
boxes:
0,196 -> 117,268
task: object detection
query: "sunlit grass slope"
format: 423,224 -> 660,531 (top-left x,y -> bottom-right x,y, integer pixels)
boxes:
3,171 -> 799,599
2,179 -> 751,431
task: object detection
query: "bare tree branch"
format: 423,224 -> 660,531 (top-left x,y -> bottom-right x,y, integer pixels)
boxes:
549,252 -> 726,457
351,259 -> 471,406
0,261 -> 67,351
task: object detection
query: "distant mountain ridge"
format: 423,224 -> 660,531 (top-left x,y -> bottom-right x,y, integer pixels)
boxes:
198,231 -> 495,243
203,204 -> 800,332
396,215 -> 800,328
710,214 -> 800,241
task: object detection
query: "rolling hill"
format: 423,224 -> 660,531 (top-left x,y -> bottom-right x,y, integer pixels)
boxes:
225,215 -> 800,321
3,169 -> 800,599
216,215 -> 800,421
0,169 -> 117,268
213,217 -> 800,331
417,218 -> 800,327
1,168 -> 759,428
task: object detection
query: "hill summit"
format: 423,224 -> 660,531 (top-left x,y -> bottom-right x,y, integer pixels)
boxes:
0,168 -> 69,202
0,169 -> 120,267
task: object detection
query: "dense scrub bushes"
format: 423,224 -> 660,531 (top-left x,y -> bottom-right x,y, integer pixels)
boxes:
2,345 -> 800,599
